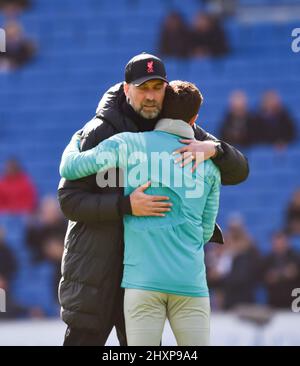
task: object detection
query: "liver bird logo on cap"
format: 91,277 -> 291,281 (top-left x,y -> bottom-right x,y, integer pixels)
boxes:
147,61 -> 154,73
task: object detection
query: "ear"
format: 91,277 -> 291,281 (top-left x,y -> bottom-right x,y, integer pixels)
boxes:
123,82 -> 129,97
189,114 -> 198,126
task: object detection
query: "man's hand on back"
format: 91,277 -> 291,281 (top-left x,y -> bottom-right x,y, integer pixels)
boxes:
130,181 -> 172,217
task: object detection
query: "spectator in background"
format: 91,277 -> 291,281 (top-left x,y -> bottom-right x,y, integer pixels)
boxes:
190,12 -> 229,58
26,196 -> 66,297
209,217 -> 260,310
205,243 -> 232,310
0,158 -> 37,214
285,188 -> 300,236
0,0 -> 31,17
219,90 -> 259,147
0,227 -> 17,292
207,216 -> 260,310
0,226 -> 26,319
0,20 -> 35,71
262,232 -> 300,309
256,91 -> 296,148
0,226 -> 44,319
158,12 -> 191,58
221,217 -> 260,309
43,236 -> 65,298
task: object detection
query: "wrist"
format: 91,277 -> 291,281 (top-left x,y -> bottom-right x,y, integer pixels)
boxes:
211,142 -> 224,160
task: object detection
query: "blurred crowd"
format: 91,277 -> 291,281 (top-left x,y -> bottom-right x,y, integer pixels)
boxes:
158,11 -> 229,59
0,158 -> 66,319
0,158 -> 36,213
0,0 -> 35,72
219,90 -> 297,149
0,0 -> 31,15
0,156 -> 299,319
206,215 -> 300,311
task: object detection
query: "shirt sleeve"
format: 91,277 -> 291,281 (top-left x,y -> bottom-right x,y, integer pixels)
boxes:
59,132 -> 127,180
202,163 -> 221,244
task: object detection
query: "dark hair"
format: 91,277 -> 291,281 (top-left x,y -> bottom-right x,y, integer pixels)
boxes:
162,80 -> 203,123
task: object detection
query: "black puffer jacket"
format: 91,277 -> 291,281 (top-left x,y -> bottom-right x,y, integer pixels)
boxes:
58,83 -> 249,330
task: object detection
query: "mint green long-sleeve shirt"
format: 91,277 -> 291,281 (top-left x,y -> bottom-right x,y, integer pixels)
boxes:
60,119 -> 221,297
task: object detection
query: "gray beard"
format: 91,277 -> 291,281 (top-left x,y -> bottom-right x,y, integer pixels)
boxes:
139,108 -> 160,119
127,97 -> 160,119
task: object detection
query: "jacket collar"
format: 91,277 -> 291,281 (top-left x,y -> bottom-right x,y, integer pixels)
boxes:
154,118 -> 195,139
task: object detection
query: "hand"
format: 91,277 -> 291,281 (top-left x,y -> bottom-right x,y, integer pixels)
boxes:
130,181 -> 172,217
173,140 -> 217,173
70,129 -> 83,149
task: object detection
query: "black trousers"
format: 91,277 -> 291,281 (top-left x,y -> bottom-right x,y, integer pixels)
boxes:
63,322 -> 127,346
63,285 -> 127,346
